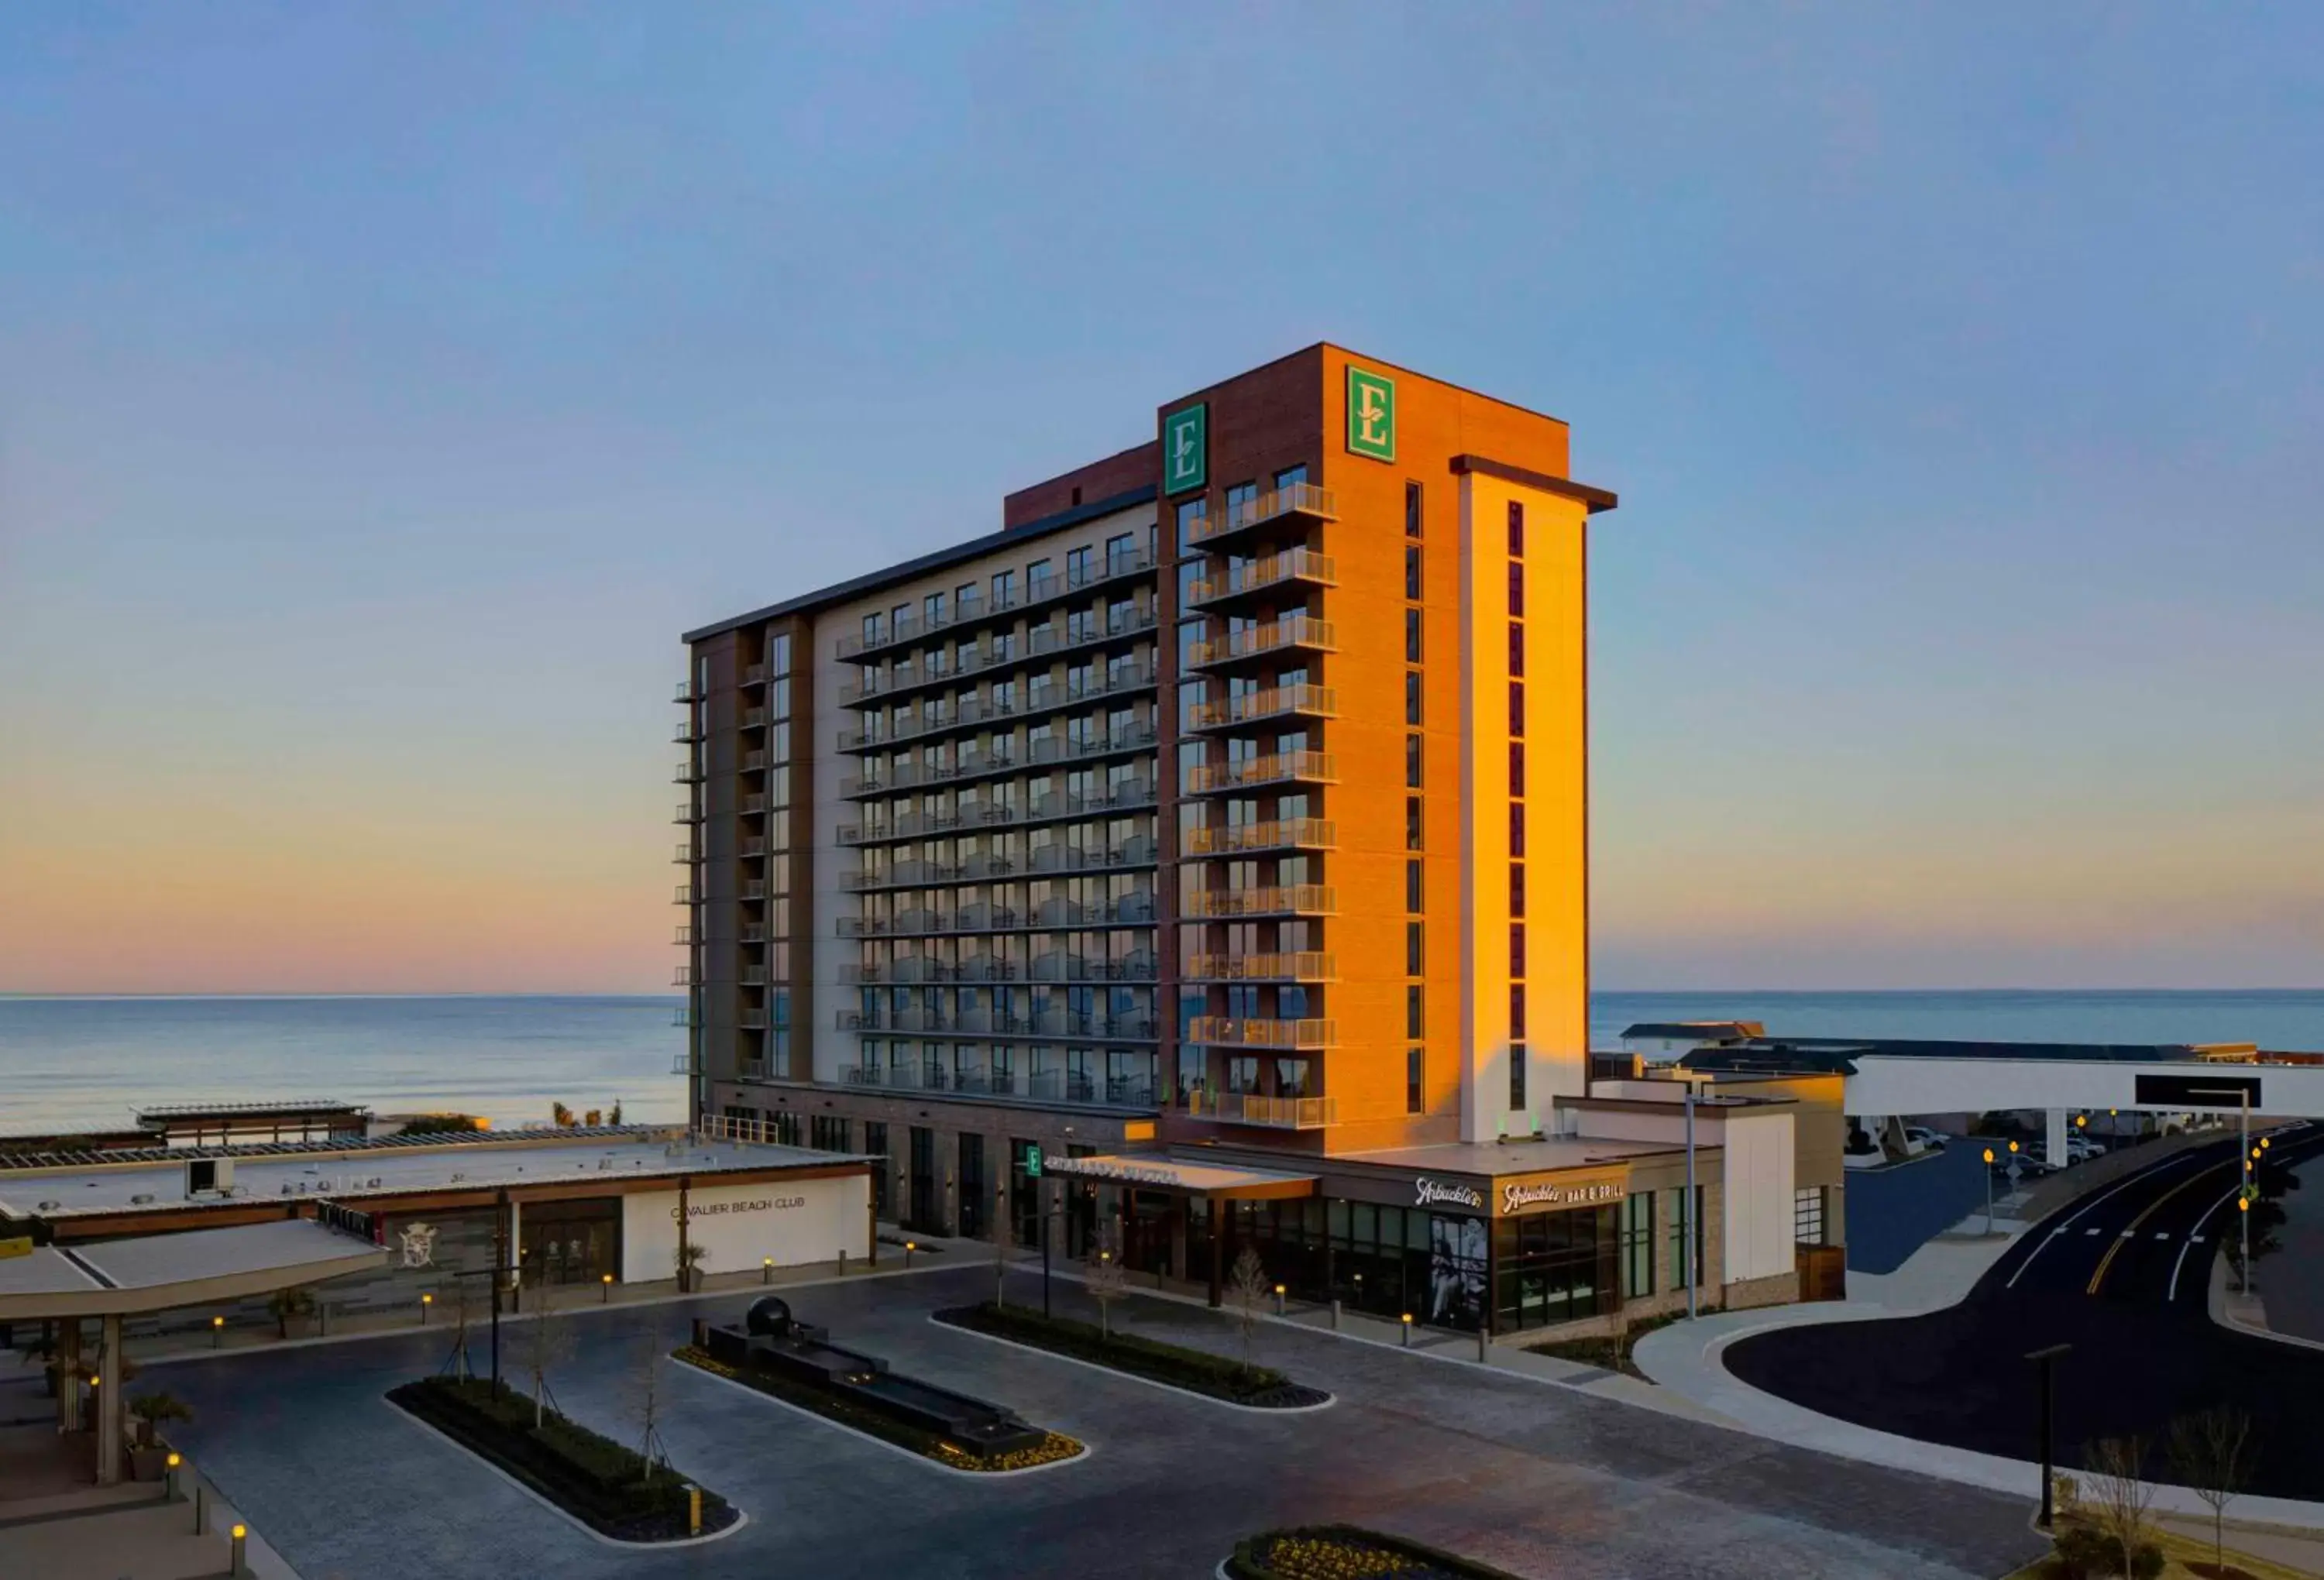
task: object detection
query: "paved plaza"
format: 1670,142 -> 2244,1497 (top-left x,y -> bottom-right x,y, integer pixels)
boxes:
152,1262 -> 2046,1579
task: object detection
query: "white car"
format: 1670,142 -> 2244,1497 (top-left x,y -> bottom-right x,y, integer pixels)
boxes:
1904,1126 -> 1948,1152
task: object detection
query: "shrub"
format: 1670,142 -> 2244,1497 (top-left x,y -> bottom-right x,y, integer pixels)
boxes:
2048,1523 -> 2163,1580
1230,1525 -> 1524,1580
944,1301 -> 1291,1399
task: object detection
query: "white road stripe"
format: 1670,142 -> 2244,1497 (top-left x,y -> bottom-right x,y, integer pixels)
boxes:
2006,1148 -> 2210,1290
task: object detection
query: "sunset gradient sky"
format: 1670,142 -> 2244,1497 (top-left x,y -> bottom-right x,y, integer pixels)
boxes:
3,5 -> 2319,994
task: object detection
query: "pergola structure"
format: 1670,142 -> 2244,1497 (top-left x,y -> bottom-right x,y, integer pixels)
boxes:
0,1218 -> 386,1484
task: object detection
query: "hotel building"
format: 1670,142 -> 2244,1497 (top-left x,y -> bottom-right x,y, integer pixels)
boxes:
678,345 -> 1840,1336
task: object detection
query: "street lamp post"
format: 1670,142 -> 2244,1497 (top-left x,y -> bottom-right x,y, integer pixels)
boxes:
2027,1342 -> 2071,1530
1982,1149 -> 1996,1235
2240,1090 -> 2252,1293
1684,1086 -> 1698,1321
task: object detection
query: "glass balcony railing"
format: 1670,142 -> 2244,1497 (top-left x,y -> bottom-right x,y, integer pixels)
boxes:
1184,483 -> 1338,548
1185,1016 -> 1336,1050
1185,1091 -> 1337,1128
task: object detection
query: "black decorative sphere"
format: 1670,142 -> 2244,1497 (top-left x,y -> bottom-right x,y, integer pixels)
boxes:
744,1295 -> 794,1338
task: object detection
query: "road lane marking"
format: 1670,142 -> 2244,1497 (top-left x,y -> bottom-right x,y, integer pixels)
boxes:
2006,1148 -> 2210,1290
2089,1159 -> 2229,1297
2169,1191 -> 2241,1302
2085,1228 -> 2101,1235
2119,1230 -> 2134,1238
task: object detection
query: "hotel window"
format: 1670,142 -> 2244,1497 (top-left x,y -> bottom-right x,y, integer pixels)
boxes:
1507,562 -> 1524,618
1795,1187 -> 1827,1247
1407,985 -> 1425,1039
1406,859 -> 1424,912
893,603 -> 910,638
1510,863 -> 1525,918
772,632 -> 792,675
1405,796 -> 1423,850
1510,802 -> 1525,857
1028,558 -> 1053,598
1509,742 -> 1526,797
1510,922 -> 1525,977
1405,735 -> 1424,788
1672,1186 -> 1705,1290
1406,1047 -> 1425,1113
1510,984 -> 1525,1038
1105,531 -> 1136,574
1508,682 -> 1525,737
1175,499 -> 1208,551
1406,921 -> 1424,976
1274,463 -> 1308,492
1508,499 -> 1526,558
863,612 -> 884,647
1066,544 -> 1093,585
1509,1042 -> 1527,1111
992,568 -> 1016,610
1404,609 -> 1423,662
1404,545 -> 1422,600
1226,481 -> 1259,526
1623,1190 -> 1656,1297
1405,672 -> 1423,725
1405,481 -> 1423,538
1508,624 -> 1524,677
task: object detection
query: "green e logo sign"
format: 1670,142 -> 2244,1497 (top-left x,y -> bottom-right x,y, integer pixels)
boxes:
1164,404 -> 1207,495
1346,367 -> 1396,462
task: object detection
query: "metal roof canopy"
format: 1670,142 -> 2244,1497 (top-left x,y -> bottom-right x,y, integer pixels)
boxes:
1038,1153 -> 1316,1200
0,1219 -> 387,1321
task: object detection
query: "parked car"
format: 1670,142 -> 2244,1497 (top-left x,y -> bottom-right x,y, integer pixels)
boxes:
1903,1126 -> 1948,1152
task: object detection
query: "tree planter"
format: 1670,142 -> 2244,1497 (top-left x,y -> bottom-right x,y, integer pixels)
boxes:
128,1444 -> 171,1482
1229,1525 -> 1525,1580
934,1303 -> 1331,1408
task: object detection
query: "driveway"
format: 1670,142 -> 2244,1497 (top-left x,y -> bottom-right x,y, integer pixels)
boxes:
152,1263 -> 2044,1579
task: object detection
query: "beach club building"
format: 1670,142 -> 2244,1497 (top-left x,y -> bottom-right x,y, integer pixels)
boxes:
676,343 -> 1846,1337
0,1120 -> 878,1338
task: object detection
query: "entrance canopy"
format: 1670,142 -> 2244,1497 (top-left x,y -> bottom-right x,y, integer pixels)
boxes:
1039,1153 -> 1315,1201
0,1218 -> 387,1321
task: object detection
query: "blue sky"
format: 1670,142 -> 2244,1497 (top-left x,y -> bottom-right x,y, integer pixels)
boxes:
2,3 -> 2318,991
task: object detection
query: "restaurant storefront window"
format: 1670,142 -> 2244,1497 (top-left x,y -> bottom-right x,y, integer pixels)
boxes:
1494,1204 -> 1620,1332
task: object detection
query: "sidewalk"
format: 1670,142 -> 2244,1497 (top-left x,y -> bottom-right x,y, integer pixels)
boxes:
1631,1212 -> 2324,1537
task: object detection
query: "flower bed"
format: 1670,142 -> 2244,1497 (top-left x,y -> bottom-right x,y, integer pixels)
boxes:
1228,1524 -> 1524,1580
388,1376 -> 735,1542
934,1301 -> 1330,1408
672,1345 -> 1084,1473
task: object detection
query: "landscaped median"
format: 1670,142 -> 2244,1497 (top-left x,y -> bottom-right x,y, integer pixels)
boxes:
934,1301 -> 1332,1409
1226,1525 -> 1523,1579
387,1376 -> 736,1543
672,1345 -> 1085,1473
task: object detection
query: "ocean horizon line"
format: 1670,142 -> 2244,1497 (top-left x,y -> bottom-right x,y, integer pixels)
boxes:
4,986 -> 2322,1003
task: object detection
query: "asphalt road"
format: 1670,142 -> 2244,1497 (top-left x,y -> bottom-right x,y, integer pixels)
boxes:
1728,1123 -> 2324,1499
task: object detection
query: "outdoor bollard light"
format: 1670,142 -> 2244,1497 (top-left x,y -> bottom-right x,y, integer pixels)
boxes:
194,1482 -> 208,1535
1401,1313 -> 1414,1348
1274,1283 -> 1285,1317
231,1522 -> 249,1577
166,1451 -> 181,1502
905,1240 -> 916,1269
1982,1149 -> 1997,1236
839,1249 -> 848,1277
1478,1326 -> 1490,1365
762,1256 -> 774,1286
1330,1299 -> 1341,1331
211,1315 -> 224,1349
602,1273 -> 614,1304
686,1483 -> 703,1537
420,1293 -> 433,1326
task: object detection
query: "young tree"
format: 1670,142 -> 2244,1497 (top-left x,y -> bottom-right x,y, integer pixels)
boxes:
1227,1245 -> 1269,1379
674,1239 -> 710,1294
518,1278 -> 574,1430
2168,1407 -> 2254,1575
551,1101 -> 576,1128
609,1101 -> 624,1126
2083,1435 -> 2154,1578
1084,1222 -> 1127,1340
629,1325 -> 669,1482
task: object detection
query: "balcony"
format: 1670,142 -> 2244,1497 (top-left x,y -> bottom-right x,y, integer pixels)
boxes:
1185,613 -> 1336,671
672,720 -> 703,744
1182,951 -> 1336,983
1184,483 -> 1338,550
741,708 -> 768,730
741,663 -> 768,688
737,840 -> 768,859
739,925 -> 767,943
741,750 -> 768,774
674,682 -> 698,705
672,967 -> 696,988
835,548 -> 1158,664
1186,1091 -> 1338,1129
1184,817 -> 1335,857
673,802 -> 700,824
672,761 -> 704,785
673,926 -> 696,946
1181,884 -> 1335,919
834,778 -> 1156,847
672,884 -> 696,905
738,1012 -> 768,1031
669,1053 -> 698,1076
1186,683 -> 1337,733
1187,1016 -> 1335,1050
1184,548 -> 1339,611
672,843 -> 695,864
837,1066 -> 1157,1110
1184,750 -> 1336,796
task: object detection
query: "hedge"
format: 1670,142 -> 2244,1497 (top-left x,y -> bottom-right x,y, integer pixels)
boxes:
937,1301 -> 1303,1403
389,1376 -> 732,1540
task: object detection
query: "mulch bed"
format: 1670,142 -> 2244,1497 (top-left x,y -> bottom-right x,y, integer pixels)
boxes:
1229,1524 -> 1524,1579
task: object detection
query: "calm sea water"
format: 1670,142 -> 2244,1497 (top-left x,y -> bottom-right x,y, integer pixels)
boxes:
0,990 -> 2319,1135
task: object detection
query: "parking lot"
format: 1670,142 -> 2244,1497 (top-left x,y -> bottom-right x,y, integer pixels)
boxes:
149,1262 -> 2045,1579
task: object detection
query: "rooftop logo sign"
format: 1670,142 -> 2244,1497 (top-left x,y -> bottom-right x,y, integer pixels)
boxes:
1346,366 -> 1396,462
1414,1176 -> 1486,1212
1164,404 -> 1208,495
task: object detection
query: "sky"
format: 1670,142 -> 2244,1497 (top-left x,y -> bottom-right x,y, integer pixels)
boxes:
1,3 -> 2319,994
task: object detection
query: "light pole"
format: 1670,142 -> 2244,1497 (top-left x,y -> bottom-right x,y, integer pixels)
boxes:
2027,1343 -> 2071,1530
1982,1148 -> 1996,1235
1684,1084 -> 1698,1321
2241,1089 -> 2252,1293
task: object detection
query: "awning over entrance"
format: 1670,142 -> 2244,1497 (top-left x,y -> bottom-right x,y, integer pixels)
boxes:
1038,1153 -> 1316,1201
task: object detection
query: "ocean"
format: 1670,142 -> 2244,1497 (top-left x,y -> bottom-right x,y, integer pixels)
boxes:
1,989 -> 2319,1136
